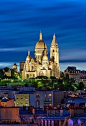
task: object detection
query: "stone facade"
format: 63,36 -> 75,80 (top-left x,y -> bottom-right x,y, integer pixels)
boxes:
64,66 -> 86,83
22,32 -> 60,79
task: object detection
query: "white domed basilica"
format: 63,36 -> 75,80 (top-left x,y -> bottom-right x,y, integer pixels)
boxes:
22,32 -> 60,79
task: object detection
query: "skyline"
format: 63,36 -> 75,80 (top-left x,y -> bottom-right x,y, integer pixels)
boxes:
0,0 -> 86,71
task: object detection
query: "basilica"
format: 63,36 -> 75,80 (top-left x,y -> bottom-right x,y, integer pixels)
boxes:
21,32 -> 60,79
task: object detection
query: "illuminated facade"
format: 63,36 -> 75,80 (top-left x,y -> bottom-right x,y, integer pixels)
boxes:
13,63 -> 17,72
15,94 -> 29,107
22,32 -> 60,79
15,92 -> 36,107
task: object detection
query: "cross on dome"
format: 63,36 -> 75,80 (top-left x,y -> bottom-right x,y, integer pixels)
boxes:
39,30 -> 42,40
53,33 -> 56,40
28,51 -> 30,55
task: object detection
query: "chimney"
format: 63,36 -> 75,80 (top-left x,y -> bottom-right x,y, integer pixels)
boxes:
60,107 -> 63,116
32,107 -> 35,114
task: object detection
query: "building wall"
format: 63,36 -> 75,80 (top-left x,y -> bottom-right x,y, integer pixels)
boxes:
15,94 -> 29,107
29,93 -> 36,107
36,91 -> 53,108
0,90 -> 19,100
0,107 -> 20,122
0,99 -> 14,107
70,108 -> 85,118
20,61 -> 25,71
64,67 -> 86,84
53,91 -> 64,106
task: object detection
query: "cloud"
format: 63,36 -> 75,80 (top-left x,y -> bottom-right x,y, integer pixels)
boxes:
0,62 -> 20,71
0,62 -> 15,68
60,48 -> 86,61
0,46 -> 34,52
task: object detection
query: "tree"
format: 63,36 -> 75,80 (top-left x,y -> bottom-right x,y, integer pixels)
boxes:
0,70 -> 4,79
24,83 -> 28,87
78,82 -> 84,90
11,69 -> 15,78
37,81 -> 43,88
60,71 -> 64,78
58,79 -> 64,90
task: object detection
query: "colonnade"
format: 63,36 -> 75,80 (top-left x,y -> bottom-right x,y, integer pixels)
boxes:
41,119 -> 62,126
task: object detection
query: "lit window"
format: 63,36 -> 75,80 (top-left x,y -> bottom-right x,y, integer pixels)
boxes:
49,99 -> 52,101
49,104 -> 52,106
48,94 -> 52,97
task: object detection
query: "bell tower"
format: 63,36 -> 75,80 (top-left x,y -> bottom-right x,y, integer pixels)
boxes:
50,34 -> 59,66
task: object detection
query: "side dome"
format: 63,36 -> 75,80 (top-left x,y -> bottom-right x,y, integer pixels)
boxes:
26,51 -> 32,61
43,55 -> 48,60
26,55 -> 31,61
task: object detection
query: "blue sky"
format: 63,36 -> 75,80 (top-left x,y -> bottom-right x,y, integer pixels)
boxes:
0,0 -> 86,71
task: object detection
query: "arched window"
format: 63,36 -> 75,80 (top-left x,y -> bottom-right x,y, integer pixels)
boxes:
32,66 -> 33,70
27,74 -> 29,79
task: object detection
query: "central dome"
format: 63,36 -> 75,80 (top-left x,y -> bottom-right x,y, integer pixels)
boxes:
35,40 -> 47,49
35,31 -> 47,49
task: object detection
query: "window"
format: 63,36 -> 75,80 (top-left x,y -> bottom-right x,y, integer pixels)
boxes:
32,66 -> 33,70
49,99 -> 52,101
49,104 -> 52,106
48,93 -> 52,97
36,95 -> 40,98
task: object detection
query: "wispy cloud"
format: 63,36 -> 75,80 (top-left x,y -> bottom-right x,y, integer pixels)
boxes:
0,62 -> 20,71
60,48 -> 86,61
0,46 -> 34,52
0,62 -> 15,68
